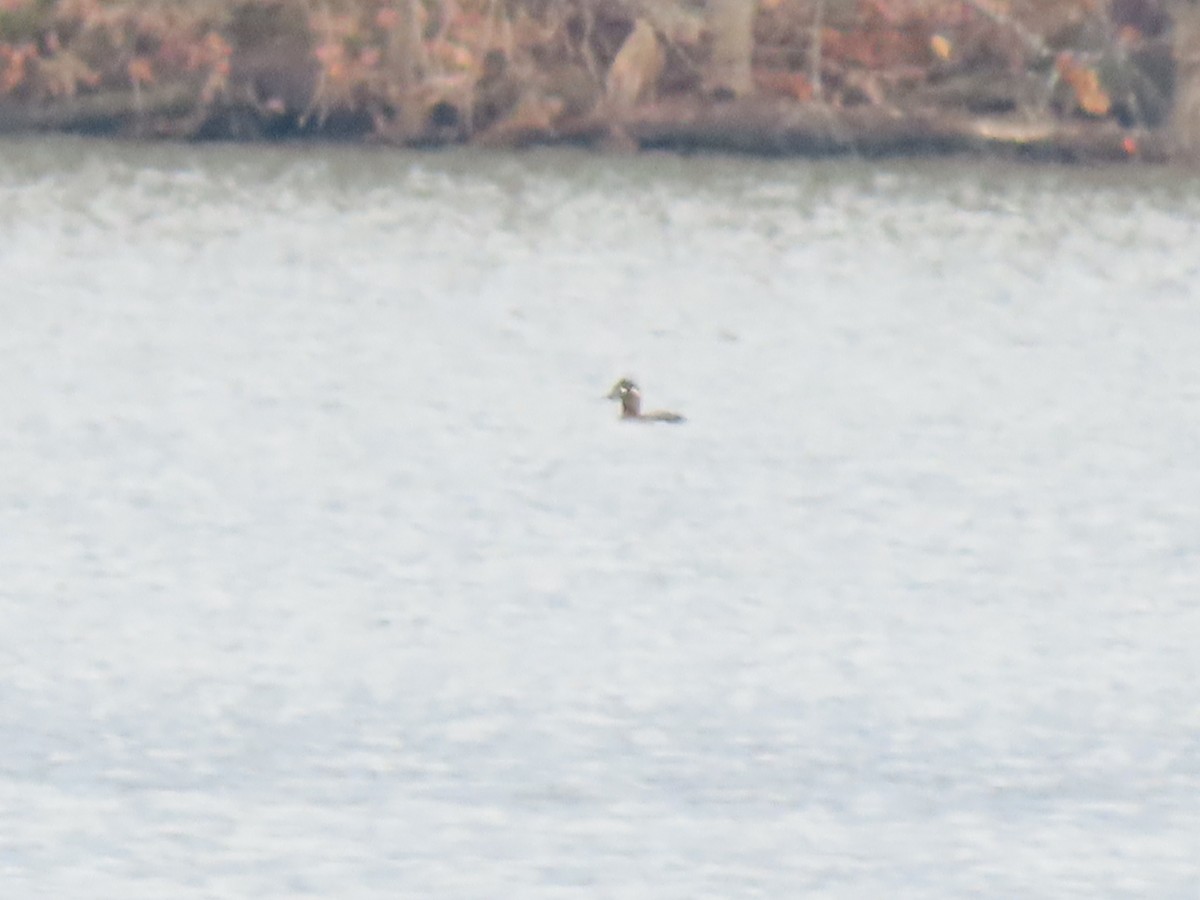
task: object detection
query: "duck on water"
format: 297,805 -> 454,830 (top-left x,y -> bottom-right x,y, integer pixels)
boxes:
606,378 -> 685,423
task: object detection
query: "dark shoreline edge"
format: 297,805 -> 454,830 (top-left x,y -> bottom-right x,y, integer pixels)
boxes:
0,91 -> 1172,165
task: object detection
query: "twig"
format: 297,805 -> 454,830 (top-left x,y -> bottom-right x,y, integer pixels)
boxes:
959,0 -> 1050,60
811,0 -> 824,100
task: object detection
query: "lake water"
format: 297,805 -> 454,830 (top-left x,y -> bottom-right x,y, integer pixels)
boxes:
1,137 -> 1198,898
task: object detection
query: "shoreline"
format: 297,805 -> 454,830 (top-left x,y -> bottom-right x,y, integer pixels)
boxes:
0,1 -> 1191,164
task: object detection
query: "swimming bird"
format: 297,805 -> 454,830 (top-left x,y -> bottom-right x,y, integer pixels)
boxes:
606,378 -> 685,423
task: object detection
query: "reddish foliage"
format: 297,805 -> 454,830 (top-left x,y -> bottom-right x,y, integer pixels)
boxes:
0,0 -> 1169,143
754,68 -> 815,101
823,22 -> 933,71
1056,51 -> 1111,116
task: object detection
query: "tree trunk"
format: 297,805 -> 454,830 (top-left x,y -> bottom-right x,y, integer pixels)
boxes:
387,0 -> 430,136
1171,2 -> 1200,161
706,0 -> 755,97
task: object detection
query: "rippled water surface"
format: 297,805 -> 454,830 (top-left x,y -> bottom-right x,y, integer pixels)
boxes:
1,137 -> 1199,897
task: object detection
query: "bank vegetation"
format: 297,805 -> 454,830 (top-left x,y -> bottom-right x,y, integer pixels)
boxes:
1,0 -> 1198,162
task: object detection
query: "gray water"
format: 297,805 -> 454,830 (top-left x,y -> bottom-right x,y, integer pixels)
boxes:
1,137 -> 1198,898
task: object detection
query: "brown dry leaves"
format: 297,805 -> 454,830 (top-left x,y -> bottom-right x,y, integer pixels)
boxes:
1056,52 -> 1111,116
0,0 -> 232,99
0,0 -> 1143,136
